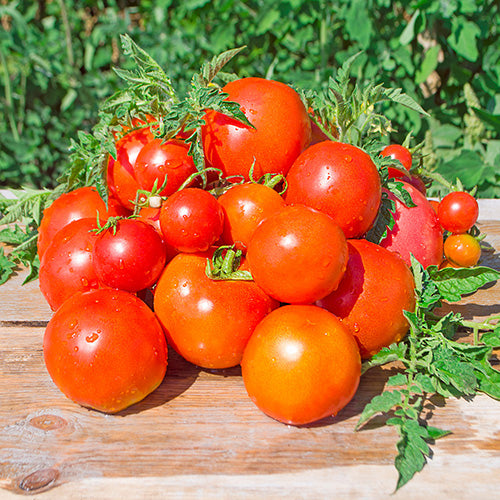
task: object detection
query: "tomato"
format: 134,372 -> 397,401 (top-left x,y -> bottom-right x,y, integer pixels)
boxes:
443,233 -> 481,268
39,218 -> 100,311
218,182 -> 286,252
202,77 -> 311,180
43,288 -> 168,413
437,191 -> 479,234
107,127 -> 154,210
380,144 -> 412,178
246,204 -> 348,304
241,304 -> 361,425
379,181 -> 443,268
93,219 -> 167,292
317,239 -> 416,359
37,186 -> 108,259
133,138 -> 197,196
284,141 -> 382,238
159,188 -> 224,253
153,250 -> 278,369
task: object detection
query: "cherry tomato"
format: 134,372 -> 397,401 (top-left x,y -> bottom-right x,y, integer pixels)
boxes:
107,127 -> 154,210
37,186 -> 108,259
43,288 -> 168,413
202,77 -> 311,180
153,250 -> 278,369
218,182 -> 285,252
39,218 -> 100,311
134,138 -> 197,196
443,233 -> 481,268
93,219 -> 167,292
284,141 -> 382,238
379,181 -> 443,268
241,304 -> 361,425
317,239 -> 416,359
380,144 -> 412,179
246,204 -> 348,304
437,191 -> 479,234
159,188 -> 224,253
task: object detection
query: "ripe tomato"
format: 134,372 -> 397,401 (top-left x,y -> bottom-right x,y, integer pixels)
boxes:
241,304 -> 361,425
284,141 -> 382,238
218,182 -> 285,252
153,250 -> 278,369
379,181 -> 443,268
380,144 -> 412,178
107,127 -> 154,210
37,186 -> 108,259
317,239 -> 416,359
443,233 -> 481,268
93,219 -> 167,292
246,204 -> 348,304
159,188 -> 224,253
133,138 -> 197,196
39,218 -> 100,311
202,77 -> 311,180
43,288 -> 168,413
437,191 -> 479,234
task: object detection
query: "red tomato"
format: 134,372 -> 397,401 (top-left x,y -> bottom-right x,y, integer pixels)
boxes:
37,186 -> 108,259
246,204 -> 348,304
218,182 -> 286,251
43,288 -> 168,413
284,141 -> 382,238
437,191 -> 479,234
317,239 -> 416,359
379,181 -> 443,268
153,251 -> 278,369
202,77 -> 311,180
39,218 -> 100,311
107,127 -> 154,210
241,304 -> 361,425
443,233 -> 481,267
93,219 -> 167,292
380,144 -> 412,178
134,138 -> 197,196
159,188 -> 224,253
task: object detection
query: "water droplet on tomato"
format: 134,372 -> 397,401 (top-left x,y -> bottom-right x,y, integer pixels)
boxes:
352,323 -> 361,333
345,155 -> 352,162
69,320 -> 78,329
86,332 -> 99,343
118,259 -> 125,270
80,277 -> 89,287
74,346 -> 79,352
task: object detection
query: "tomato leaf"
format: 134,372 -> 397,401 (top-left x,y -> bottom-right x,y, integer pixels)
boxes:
355,390 -> 403,430
0,248 -> 16,286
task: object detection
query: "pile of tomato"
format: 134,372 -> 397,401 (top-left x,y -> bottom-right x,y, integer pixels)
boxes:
38,77 -> 480,425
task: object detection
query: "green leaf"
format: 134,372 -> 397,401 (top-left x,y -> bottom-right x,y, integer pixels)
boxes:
415,45 -> 440,85
361,342 -> 408,374
356,390 -> 403,430
472,108 -> 500,134
448,17 -> 480,62
0,248 -> 16,285
428,266 -> 500,302
399,9 -> 420,45
198,46 -> 245,86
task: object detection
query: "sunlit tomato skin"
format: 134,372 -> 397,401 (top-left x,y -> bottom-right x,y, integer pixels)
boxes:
159,188 -> 224,253
39,218 -> 100,311
43,288 -> 168,413
37,186 -> 108,260
241,305 -> 361,426
153,251 -> 278,369
134,138 -> 197,196
443,233 -> 481,268
218,183 -> 286,252
93,219 -> 167,292
380,144 -> 412,179
284,141 -> 382,238
202,77 -> 311,180
317,239 -> 416,359
379,181 -> 443,268
438,191 -> 479,234
246,204 -> 348,304
107,127 -> 154,210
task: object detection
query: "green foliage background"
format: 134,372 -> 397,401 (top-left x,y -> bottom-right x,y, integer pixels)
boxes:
1,0 -> 499,196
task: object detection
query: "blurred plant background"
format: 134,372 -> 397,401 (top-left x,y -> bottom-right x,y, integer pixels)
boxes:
1,0 -> 499,196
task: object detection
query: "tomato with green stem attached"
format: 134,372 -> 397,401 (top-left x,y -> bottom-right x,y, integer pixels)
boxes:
438,191 -> 479,234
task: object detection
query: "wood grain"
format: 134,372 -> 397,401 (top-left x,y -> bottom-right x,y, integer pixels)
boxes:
0,208 -> 499,499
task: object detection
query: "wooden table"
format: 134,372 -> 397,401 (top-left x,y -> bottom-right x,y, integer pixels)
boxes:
1,200 -> 499,499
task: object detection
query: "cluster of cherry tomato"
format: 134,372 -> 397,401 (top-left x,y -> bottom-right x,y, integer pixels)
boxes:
38,77 -> 480,425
